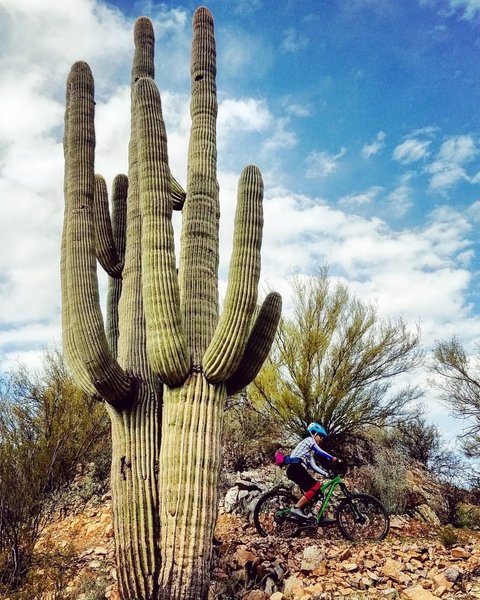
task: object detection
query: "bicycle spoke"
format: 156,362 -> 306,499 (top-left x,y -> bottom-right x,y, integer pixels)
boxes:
254,490 -> 300,538
337,494 -> 389,542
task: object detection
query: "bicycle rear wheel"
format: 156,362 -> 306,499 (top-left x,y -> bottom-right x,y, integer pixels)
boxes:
337,493 -> 389,542
253,489 -> 299,538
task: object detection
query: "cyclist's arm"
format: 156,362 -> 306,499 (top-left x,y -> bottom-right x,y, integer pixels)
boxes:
311,440 -> 335,462
307,456 -> 329,476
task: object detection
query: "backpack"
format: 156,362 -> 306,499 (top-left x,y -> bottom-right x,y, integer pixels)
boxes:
274,451 -> 301,467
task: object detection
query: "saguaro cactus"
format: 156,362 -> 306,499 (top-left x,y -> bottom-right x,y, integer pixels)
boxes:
61,7 -> 281,600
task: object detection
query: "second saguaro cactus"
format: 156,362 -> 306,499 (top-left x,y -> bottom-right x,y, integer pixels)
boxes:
61,7 -> 281,600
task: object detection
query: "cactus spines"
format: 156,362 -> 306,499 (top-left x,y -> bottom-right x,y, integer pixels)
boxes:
61,7 -> 281,600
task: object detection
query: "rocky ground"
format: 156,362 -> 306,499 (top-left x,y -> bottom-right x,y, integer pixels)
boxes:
22,499 -> 480,599
2,466 -> 480,599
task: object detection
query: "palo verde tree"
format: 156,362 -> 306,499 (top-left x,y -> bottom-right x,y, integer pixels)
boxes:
431,336 -> 480,457
252,269 -> 423,442
61,8 -> 281,600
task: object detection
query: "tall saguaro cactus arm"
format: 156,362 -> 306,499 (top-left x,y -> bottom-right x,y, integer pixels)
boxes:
179,7 -> 219,362
93,174 -> 124,277
226,291 -> 283,396
203,165 -> 264,381
106,174 -> 128,357
136,76 -> 190,385
62,61 -> 130,406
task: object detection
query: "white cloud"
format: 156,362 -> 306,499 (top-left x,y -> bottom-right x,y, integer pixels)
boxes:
427,135 -> 478,190
2,0 -> 480,454
393,138 -> 431,164
339,186 -> 382,207
284,102 -> 312,118
423,0 -> 480,20
218,98 -> 272,136
262,118 -> 297,153
387,183 -> 413,217
361,131 -> 386,159
305,148 -> 347,179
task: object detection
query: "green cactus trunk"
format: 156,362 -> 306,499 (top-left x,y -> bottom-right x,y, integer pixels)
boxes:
61,7 -> 281,600
159,378 -> 225,598
108,386 -> 162,599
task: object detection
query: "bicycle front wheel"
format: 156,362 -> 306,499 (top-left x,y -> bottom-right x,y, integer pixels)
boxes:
253,489 -> 298,538
337,493 -> 389,542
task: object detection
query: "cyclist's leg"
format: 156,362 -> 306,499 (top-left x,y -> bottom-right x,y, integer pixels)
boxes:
286,464 -> 318,516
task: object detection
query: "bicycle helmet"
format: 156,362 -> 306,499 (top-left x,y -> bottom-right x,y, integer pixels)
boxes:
307,422 -> 327,437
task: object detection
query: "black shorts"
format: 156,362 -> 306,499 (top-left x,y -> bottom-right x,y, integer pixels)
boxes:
286,462 -> 317,493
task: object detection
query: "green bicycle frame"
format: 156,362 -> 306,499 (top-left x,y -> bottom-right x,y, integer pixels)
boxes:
276,475 -> 349,523
314,474 -> 347,521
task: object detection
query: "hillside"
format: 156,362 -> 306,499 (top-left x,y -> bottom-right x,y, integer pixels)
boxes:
4,467 -> 480,600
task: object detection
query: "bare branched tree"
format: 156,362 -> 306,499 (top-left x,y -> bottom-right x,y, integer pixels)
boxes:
431,336 -> 480,456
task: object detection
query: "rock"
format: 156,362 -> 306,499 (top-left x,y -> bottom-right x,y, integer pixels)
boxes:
402,586 -> 438,599
451,547 -> 470,559
382,588 -> 398,599
235,545 -> 257,566
224,487 -> 239,513
269,593 -> 285,600
243,591 -> 269,600
382,558 -> 404,583
390,515 -> 407,529
412,504 -> 441,525
301,545 -> 325,571
432,572 -> 454,590
443,566 -> 461,582
283,576 -> 304,599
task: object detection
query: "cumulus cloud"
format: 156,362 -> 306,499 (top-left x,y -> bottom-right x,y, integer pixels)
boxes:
305,148 -> 346,179
218,97 -> 272,133
262,117 -> 297,153
361,131 -> 386,158
387,177 -> 413,217
393,138 -> 431,164
427,134 -> 478,190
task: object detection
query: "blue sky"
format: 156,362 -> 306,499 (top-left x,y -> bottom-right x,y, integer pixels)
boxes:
1,0 -> 480,445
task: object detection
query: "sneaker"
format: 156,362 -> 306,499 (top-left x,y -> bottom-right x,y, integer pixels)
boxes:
289,507 -> 312,520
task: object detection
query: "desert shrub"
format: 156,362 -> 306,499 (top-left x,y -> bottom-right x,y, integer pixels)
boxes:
72,572 -> 110,600
359,444 -> 409,514
0,349 -> 110,592
1,539 -> 77,599
456,503 -> 480,529
439,524 -> 460,548
221,393 -> 280,473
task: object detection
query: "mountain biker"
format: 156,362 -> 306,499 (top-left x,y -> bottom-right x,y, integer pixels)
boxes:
287,422 -> 341,520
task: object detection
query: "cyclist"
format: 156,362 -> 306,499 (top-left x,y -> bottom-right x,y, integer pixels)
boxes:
287,422 -> 340,520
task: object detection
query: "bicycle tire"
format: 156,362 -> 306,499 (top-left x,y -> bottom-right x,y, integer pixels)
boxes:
253,489 -> 298,538
337,493 -> 389,542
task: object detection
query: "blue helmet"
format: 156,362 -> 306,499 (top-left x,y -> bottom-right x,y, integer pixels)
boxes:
307,422 -> 327,437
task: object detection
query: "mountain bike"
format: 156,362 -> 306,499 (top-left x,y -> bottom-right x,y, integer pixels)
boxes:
253,472 -> 389,542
